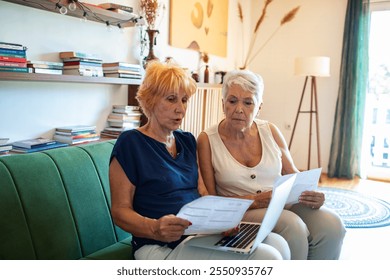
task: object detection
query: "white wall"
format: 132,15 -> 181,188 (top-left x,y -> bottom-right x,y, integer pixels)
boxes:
0,0 -> 347,172
246,0 -> 347,172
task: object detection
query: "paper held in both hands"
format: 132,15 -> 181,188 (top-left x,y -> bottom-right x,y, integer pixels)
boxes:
177,168 -> 322,235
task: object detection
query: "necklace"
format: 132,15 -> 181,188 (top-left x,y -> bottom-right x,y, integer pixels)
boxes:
143,124 -> 176,156
165,144 -> 176,157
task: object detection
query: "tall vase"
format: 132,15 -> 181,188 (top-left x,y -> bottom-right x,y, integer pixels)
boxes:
143,29 -> 159,68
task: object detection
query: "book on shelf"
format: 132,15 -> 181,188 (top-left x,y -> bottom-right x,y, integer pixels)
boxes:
107,120 -> 141,128
102,62 -> 140,70
28,68 -> 62,75
98,3 -> 133,12
54,134 -> 100,145
0,61 -> 27,68
112,105 -> 140,113
100,126 -> 136,138
0,42 -> 27,51
55,125 -> 97,133
54,124 -> 99,145
0,138 -> 12,154
100,130 -> 121,139
0,66 -> 28,73
100,104 -> 142,138
62,68 -> 104,77
62,57 -> 103,64
11,141 -> 69,153
63,65 -> 103,71
64,60 -> 102,67
12,137 -> 57,149
103,68 -> 141,74
0,52 -> 26,59
104,72 -> 142,79
0,56 -> 27,63
108,111 -> 142,118
102,126 -> 133,132
54,130 -> 96,137
27,60 -> 64,70
0,144 -> 12,154
0,48 -> 26,56
59,51 -> 102,61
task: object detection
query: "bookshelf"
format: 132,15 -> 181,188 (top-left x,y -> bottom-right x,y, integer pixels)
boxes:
2,0 -> 137,27
0,72 -> 142,85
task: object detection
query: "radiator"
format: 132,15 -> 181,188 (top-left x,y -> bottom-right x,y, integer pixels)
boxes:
181,84 -> 224,138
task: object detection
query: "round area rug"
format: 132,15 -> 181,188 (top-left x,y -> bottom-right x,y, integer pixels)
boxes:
320,187 -> 390,228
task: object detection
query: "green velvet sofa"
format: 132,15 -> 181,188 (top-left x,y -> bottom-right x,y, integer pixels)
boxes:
0,140 -> 133,260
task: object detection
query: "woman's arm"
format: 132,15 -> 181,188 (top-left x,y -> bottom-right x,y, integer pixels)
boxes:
197,132 -> 218,195
268,123 -> 324,209
109,158 -> 190,243
268,122 -> 300,175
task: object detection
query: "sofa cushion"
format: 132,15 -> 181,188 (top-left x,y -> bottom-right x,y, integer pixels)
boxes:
43,145 -> 118,257
0,153 -> 82,259
0,161 -> 36,259
79,141 -> 131,242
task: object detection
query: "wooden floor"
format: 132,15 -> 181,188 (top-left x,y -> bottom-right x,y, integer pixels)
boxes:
319,173 -> 390,191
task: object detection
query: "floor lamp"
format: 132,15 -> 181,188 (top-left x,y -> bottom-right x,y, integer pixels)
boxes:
289,56 -> 330,170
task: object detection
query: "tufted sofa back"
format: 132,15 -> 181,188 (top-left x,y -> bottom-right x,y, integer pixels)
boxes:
0,141 -> 132,260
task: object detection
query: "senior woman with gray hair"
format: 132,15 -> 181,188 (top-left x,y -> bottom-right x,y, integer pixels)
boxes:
109,62 -> 291,260
197,69 -> 346,259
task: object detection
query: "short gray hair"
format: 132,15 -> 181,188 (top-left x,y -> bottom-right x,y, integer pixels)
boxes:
222,70 -> 264,104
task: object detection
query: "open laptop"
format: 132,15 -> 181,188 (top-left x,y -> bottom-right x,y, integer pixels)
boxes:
185,174 -> 296,254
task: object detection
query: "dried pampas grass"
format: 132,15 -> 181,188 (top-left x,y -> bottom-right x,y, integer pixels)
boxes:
239,1 -> 300,69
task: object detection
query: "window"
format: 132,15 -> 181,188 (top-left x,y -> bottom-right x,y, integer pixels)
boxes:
362,1 -> 390,180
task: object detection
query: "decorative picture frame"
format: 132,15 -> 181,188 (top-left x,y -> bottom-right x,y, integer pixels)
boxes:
169,0 -> 229,57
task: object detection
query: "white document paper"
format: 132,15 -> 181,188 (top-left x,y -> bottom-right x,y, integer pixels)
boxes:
176,196 -> 253,235
274,168 -> 322,204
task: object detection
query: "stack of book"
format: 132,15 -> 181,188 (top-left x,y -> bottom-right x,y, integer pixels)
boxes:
100,105 -> 142,138
60,51 -> 103,77
102,62 -> 142,79
27,60 -> 63,75
54,125 -> 100,145
0,42 -> 28,73
0,138 -> 12,155
11,137 -> 68,153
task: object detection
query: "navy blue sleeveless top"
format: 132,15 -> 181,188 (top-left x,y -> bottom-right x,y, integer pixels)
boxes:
110,129 -> 200,252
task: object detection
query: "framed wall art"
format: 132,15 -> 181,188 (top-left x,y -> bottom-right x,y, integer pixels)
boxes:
169,0 -> 229,57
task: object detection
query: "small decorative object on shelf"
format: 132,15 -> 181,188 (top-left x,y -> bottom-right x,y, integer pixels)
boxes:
214,71 -> 226,84
144,29 -> 159,65
204,65 -> 209,83
191,71 -> 199,82
139,0 -> 164,68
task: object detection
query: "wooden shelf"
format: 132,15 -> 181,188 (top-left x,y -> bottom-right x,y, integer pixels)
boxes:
0,72 -> 142,85
3,0 -> 137,27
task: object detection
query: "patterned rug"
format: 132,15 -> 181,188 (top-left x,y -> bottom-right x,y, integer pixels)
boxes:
320,187 -> 390,228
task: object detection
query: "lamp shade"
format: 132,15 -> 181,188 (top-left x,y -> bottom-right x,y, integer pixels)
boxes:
294,56 -> 330,77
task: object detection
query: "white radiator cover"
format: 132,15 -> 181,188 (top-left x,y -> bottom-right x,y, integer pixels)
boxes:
181,84 -> 224,138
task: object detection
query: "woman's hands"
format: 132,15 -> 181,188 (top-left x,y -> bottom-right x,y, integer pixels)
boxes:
251,190 -> 273,209
299,191 -> 325,209
151,215 -> 192,243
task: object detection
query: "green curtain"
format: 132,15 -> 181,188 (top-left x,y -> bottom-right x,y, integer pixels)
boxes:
328,0 -> 370,179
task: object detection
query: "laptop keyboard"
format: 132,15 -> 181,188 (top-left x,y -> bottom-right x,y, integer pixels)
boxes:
215,223 -> 260,249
